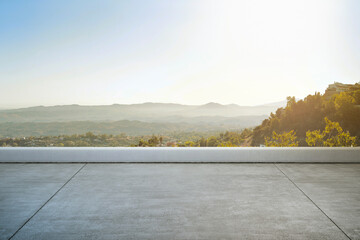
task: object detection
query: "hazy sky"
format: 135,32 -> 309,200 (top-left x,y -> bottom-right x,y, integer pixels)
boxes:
1,0 -> 359,108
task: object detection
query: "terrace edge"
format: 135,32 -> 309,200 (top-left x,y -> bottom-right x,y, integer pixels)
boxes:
0,147 -> 359,163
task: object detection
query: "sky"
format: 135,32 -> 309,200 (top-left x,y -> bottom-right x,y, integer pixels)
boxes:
0,0 -> 359,108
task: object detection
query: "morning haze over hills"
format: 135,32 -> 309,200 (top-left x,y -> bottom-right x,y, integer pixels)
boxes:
0,100 -> 286,137
0,101 -> 286,122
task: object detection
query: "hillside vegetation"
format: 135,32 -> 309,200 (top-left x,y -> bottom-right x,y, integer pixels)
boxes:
252,83 -> 360,146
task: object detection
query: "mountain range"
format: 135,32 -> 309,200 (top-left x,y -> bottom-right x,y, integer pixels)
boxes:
0,101 -> 286,123
0,101 -> 286,137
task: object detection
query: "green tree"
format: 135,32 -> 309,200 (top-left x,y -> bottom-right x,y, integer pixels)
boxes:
148,135 -> 159,146
306,117 -> 357,147
334,92 -> 355,111
138,139 -> 147,147
217,141 -> 236,147
206,136 -> 219,147
305,130 -> 324,147
199,137 -> 207,147
184,141 -> 198,147
265,130 -> 299,147
85,132 -> 95,138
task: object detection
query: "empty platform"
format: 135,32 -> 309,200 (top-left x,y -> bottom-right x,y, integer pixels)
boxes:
1,163 -> 359,240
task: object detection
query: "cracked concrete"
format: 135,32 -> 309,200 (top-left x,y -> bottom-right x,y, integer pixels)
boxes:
0,163 -> 359,240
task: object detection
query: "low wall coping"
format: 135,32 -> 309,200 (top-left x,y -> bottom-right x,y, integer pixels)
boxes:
0,147 -> 359,163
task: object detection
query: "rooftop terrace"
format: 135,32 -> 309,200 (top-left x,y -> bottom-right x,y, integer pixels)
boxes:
0,148 -> 359,240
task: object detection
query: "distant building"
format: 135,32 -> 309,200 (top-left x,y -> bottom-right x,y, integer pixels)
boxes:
323,82 -> 360,100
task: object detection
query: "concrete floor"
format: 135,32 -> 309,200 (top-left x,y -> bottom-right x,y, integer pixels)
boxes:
0,164 -> 359,240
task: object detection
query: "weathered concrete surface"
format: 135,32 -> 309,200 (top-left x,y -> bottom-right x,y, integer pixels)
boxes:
4,164 -> 353,240
278,164 -> 360,240
0,164 -> 83,240
1,147 -> 360,163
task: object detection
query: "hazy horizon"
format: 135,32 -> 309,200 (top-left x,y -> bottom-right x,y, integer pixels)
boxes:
1,0 -> 360,108
0,98 -> 293,110
0,85 -> 351,109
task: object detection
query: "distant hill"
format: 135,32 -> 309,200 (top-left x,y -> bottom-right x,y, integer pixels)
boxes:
0,101 -> 286,137
0,102 -> 285,123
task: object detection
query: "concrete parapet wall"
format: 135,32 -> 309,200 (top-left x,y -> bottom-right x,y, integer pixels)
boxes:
0,147 -> 359,163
